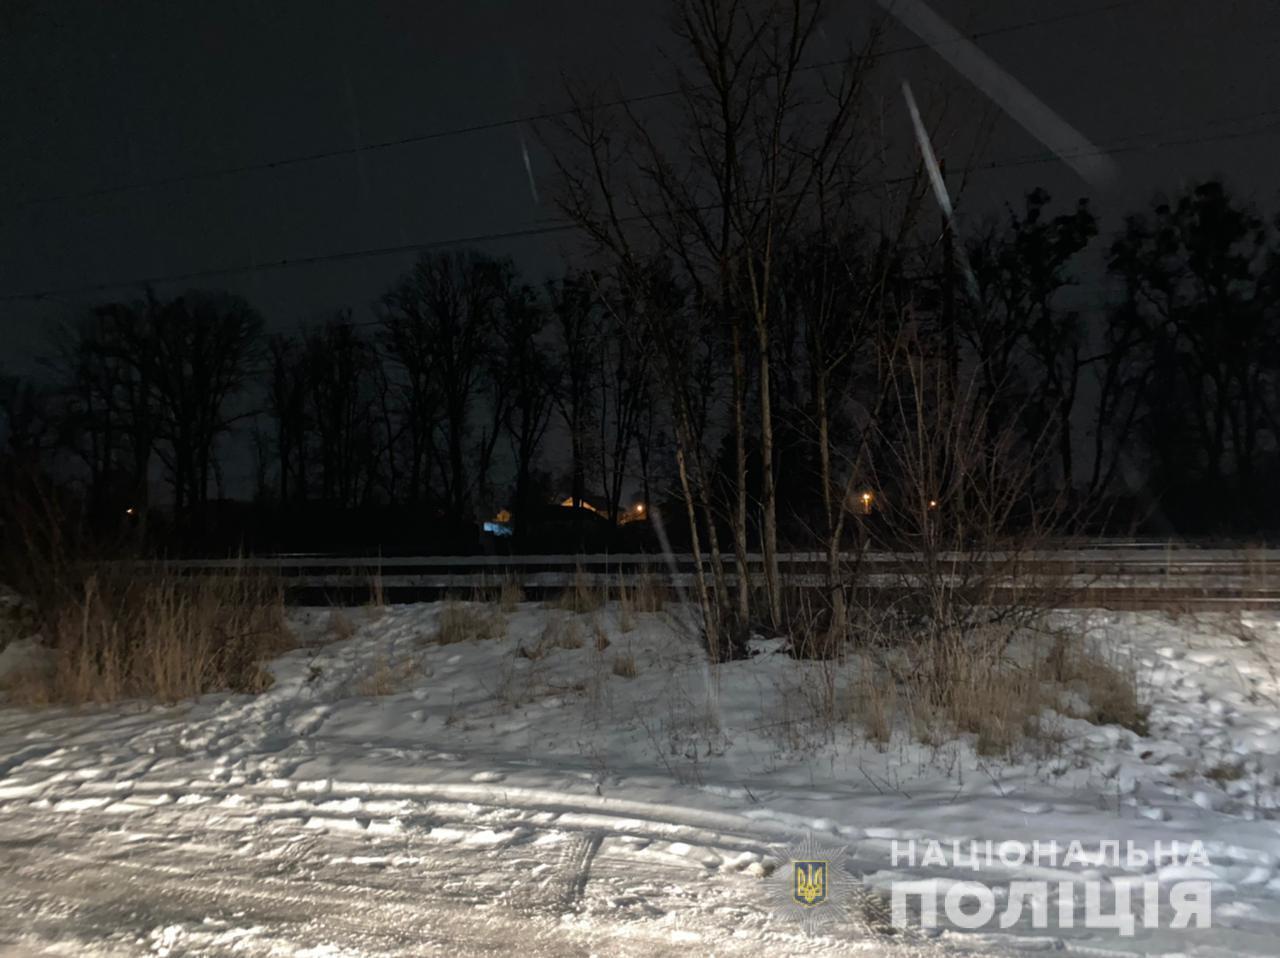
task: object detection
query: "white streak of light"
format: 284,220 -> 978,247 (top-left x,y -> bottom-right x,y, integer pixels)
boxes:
902,80 -> 979,302
519,133 -> 540,206
879,0 -> 1118,187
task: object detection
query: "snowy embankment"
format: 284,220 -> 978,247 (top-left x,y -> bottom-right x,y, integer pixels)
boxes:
2,600 -> 1280,956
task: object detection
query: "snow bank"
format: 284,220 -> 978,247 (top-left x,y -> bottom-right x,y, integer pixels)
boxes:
2,601 -> 1280,954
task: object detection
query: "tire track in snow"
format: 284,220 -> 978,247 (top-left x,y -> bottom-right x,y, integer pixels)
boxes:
558,831 -> 603,910
0,799 -> 913,957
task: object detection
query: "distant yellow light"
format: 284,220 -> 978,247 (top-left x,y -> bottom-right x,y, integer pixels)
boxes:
859,491 -> 874,515
125,506 -> 136,516
635,503 -> 645,514
928,499 -> 938,510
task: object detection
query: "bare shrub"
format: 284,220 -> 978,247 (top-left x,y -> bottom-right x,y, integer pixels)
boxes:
868,350 -> 1076,643
7,565 -> 292,707
783,586 -> 845,660
790,335 -> 1109,755
435,602 -> 506,645
791,329 -> 1083,670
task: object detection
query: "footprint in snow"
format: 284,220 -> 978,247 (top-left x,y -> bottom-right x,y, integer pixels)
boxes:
288,706 -> 331,737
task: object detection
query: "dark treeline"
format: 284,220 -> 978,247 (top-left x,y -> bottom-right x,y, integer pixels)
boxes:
1,178 -> 1278,558
0,256 -> 653,554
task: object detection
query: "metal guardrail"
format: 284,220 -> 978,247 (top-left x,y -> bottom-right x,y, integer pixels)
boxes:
138,546 -> 1280,609
152,546 -> 1280,568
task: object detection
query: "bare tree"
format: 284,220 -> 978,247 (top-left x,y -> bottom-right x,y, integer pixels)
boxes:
548,271 -> 602,545
494,283 -> 557,546
302,314 -> 378,509
50,314 -> 124,522
595,273 -> 652,531
266,332 -> 308,505
552,0 -> 888,632
381,250 -> 509,528
381,284 -> 439,508
860,329 -> 1067,650
50,292 -> 163,532
0,372 -> 53,464
1107,181 -> 1279,528
961,189 -> 1097,492
148,291 -> 262,528
774,226 -> 914,637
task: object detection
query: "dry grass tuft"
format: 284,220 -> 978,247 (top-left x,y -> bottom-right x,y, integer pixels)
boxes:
591,618 -> 611,652
1205,761 -> 1246,783
833,622 -> 1149,757
499,577 -> 525,612
617,571 -> 665,620
851,660 -> 897,747
4,566 -> 293,707
612,650 -> 638,678
553,619 -> 586,650
1046,636 -> 1149,735
329,609 -> 357,642
910,630 -> 1041,756
434,601 -> 506,645
553,566 -> 604,614
366,568 -> 387,619
356,654 -> 422,696
519,618 -> 585,660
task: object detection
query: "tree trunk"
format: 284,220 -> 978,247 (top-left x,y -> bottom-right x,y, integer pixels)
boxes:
815,374 -> 845,637
756,328 -> 782,629
730,321 -> 751,628
674,443 -> 718,659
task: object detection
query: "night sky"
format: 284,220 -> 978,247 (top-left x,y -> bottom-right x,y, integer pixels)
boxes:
3,0 -> 1278,379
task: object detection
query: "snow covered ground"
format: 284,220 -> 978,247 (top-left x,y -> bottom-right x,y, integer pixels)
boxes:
3,600 -> 1280,956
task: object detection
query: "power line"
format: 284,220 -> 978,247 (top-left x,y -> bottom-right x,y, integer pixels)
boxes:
2,0 -> 1151,213
0,223 -> 581,304
3,109 -> 1277,307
